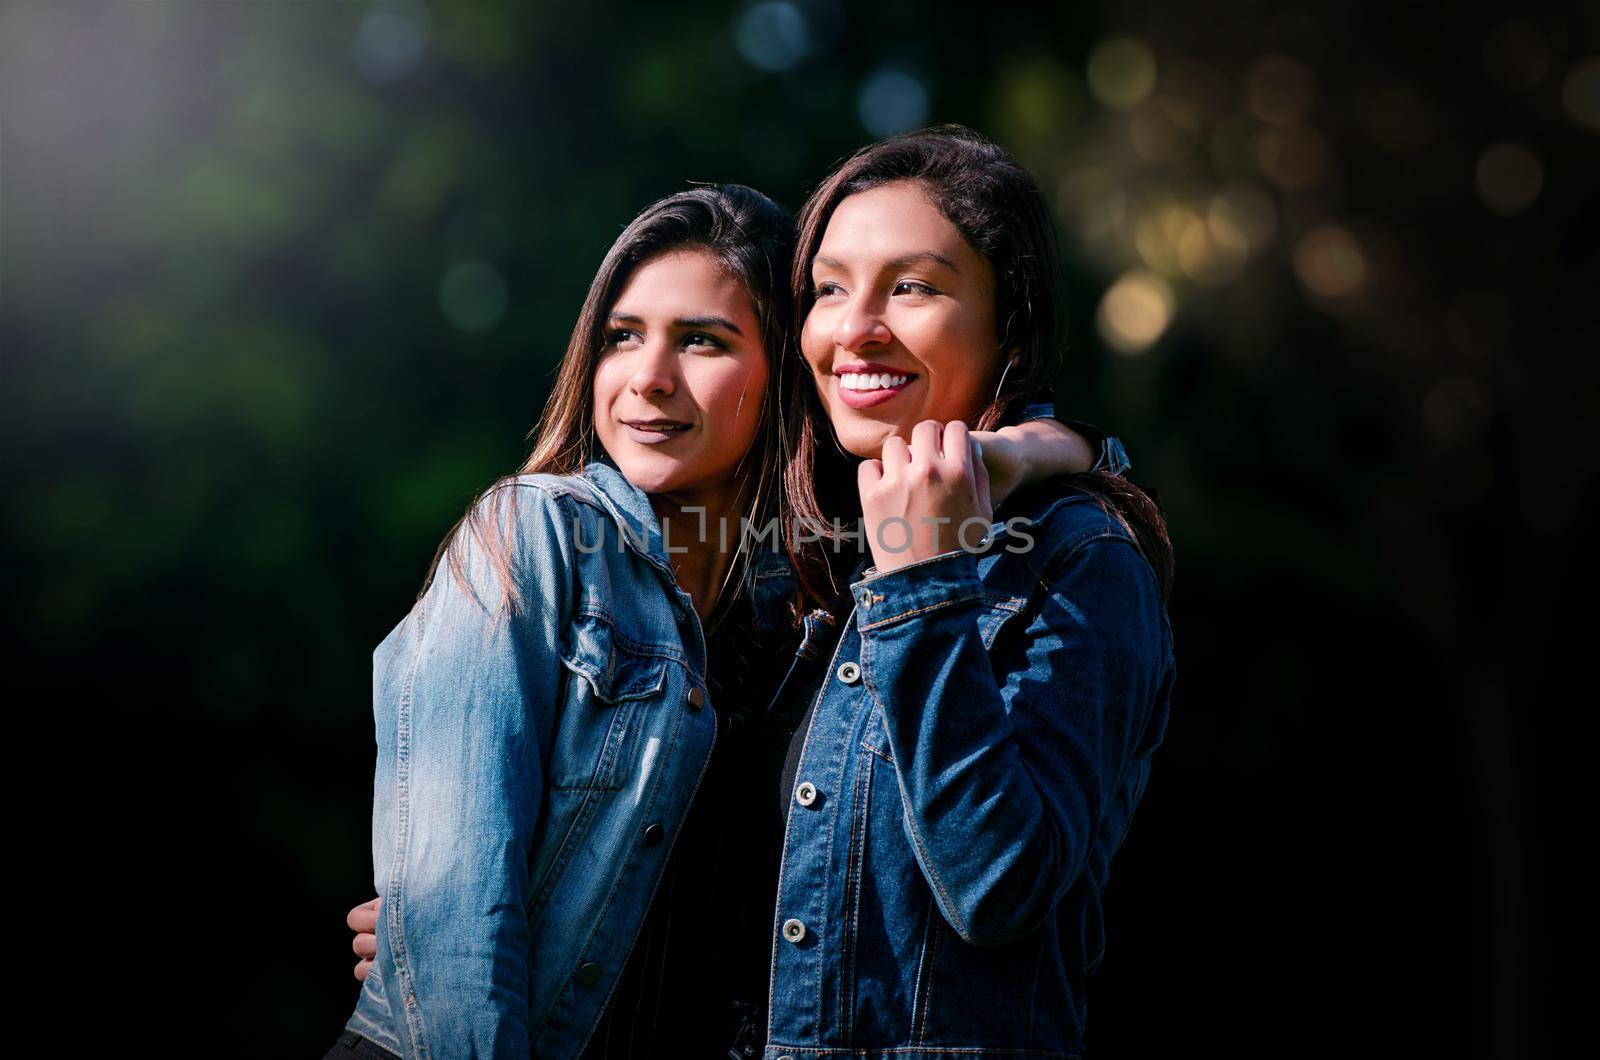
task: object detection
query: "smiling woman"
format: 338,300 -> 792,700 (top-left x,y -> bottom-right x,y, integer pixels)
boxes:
761,126 -> 1175,1059
805,183 -> 1002,444
594,249 -> 768,502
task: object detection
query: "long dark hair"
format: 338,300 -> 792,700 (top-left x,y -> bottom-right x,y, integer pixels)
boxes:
423,184 -> 796,617
783,125 -> 1173,606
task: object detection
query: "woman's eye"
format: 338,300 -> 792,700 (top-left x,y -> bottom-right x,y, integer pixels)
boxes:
812,281 -> 843,299
893,281 -> 937,297
607,328 -> 640,347
683,332 -> 724,351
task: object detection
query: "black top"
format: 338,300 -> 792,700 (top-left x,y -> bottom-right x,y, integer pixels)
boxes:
580,596 -> 806,1059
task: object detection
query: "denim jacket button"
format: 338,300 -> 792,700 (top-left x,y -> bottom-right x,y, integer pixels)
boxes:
686,685 -> 705,709
577,962 -> 602,986
643,822 -> 664,846
836,661 -> 861,685
794,781 -> 819,807
781,917 -> 806,944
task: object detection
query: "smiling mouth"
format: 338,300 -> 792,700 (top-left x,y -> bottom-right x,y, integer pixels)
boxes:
837,371 -> 914,392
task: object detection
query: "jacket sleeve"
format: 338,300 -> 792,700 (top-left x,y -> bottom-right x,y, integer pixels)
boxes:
374,483 -> 573,1059
1015,402 -> 1133,477
851,529 -> 1170,946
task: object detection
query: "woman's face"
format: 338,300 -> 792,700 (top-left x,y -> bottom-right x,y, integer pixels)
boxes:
593,248 -> 768,497
801,180 -> 1001,459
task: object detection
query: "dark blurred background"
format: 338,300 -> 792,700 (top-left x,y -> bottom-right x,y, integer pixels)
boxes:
4,0 -> 1590,1055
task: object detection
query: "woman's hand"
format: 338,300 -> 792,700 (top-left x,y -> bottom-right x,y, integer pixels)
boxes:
971,419 -> 1096,508
349,896 -> 379,981
859,419 -> 992,575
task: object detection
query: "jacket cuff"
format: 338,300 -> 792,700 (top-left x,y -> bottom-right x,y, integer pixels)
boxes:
850,550 -> 984,631
1055,418 -> 1132,476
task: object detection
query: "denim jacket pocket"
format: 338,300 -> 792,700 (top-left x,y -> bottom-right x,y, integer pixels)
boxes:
976,594 -> 1029,652
552,611 -> 671,790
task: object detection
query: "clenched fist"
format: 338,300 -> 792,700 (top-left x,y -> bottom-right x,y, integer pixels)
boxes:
858,419 -> 993,575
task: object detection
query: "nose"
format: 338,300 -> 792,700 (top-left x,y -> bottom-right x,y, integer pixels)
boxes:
832,293 -> 892,353
627,337 -> 677,397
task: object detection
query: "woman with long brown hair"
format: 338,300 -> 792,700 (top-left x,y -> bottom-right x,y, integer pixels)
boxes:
329,177 -> 1110,1059
759,126 -> 1175,1058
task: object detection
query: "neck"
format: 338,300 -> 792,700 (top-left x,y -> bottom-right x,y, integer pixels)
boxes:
649,477 -> 749,622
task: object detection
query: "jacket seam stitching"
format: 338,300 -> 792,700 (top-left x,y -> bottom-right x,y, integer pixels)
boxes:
857,628 -> 973,944
858,590 -> 986,631
387,606 -> 430,1060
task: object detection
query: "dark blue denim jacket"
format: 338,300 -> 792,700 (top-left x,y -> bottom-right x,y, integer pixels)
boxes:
756,437 -> 1173,1058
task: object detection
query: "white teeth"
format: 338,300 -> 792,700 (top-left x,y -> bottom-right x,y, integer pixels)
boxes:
840,373 -> 909,391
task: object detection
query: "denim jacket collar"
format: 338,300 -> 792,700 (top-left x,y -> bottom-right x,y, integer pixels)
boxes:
577,458 -> 677,571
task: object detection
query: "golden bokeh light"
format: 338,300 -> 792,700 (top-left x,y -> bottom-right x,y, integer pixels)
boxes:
1097,270 -> 1176,353
1292,225 -> 1367,301
1246,54 -> 1316,124
1129,95 -> 1201,164
1087,36 -> 1157,110
1257,123 -> 1329,189
1475,141 -> 1543,215
1562,57 -> 1600,132
1209,183 -> 1278,253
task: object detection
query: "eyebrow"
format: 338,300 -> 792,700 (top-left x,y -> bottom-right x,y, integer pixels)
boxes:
607,312 -> 744,336
813,251 -> 960,274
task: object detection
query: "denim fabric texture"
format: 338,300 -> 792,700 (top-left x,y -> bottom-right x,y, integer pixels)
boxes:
343,462 -> 719,1060
757,474 -> 1175,1059
340,411 -> 1162,1060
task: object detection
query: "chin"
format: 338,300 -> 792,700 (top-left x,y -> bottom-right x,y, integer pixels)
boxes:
608,451 -> 690,494
832,416 -> 899,460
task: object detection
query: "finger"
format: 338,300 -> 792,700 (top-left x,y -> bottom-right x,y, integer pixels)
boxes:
942,420 -> 971,469
857,457 -> 884,488
970,437 -> 994,515
355,958 -> 372,983
353,932 -> 377,959
910,419 -> 943,463
348,898 -> 380,934
880,434 -> 910,474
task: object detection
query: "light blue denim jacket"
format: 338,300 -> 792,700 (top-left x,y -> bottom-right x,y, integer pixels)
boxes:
344,462 -> 719,1059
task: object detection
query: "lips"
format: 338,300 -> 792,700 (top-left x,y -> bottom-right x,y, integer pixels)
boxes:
833,364 -> 916,411
620,419 -> 693,444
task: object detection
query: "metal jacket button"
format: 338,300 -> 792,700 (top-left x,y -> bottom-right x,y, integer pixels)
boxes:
836,661 -> 861,685
687,685 -> 705,709
643,822 -> 664,846
577,962 -> 602,986
781,917 -> 806,944
794,781 -> 818,807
